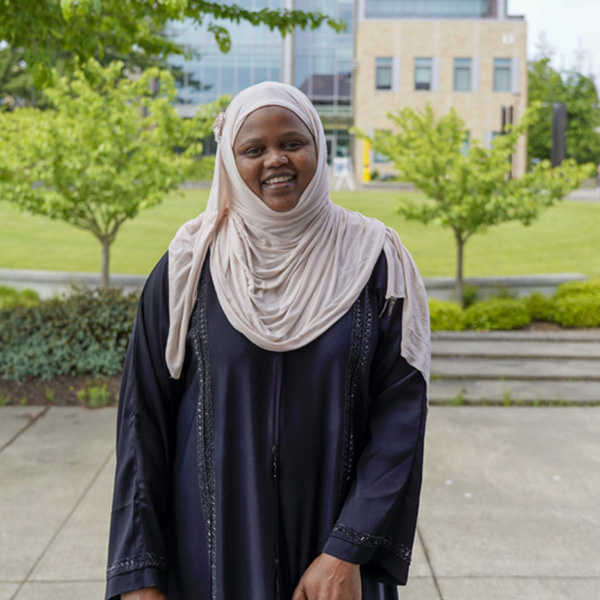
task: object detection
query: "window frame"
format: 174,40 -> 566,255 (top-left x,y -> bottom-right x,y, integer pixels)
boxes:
493,58 -> 512,92
414,57 -> 433,91
453,58 -> 472,92
375,57 -> 394,91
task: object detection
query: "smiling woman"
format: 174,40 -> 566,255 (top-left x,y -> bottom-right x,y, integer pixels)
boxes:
233,106 -> 317,212
106,82 -> 431,600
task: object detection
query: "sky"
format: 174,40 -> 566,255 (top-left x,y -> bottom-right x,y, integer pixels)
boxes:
507,0 -> 600,82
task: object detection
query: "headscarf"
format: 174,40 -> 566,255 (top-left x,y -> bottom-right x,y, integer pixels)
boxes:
166,81 -> 430,386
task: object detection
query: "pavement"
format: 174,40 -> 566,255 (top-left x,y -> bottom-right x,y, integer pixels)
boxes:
1,404 -> 599,600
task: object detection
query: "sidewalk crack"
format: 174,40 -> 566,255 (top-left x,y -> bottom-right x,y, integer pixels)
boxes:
417,525 -> 445,600
0,407 -> 50,456
9,447 -> 115,600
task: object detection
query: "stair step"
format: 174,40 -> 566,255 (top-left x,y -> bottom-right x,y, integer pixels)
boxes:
431,357 -> 600,381
432,339 -> 600,359
430,379 -> 600,404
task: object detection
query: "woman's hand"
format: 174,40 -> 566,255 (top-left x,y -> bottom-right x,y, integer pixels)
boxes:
121,587 -> 166,600
291,553 -> 361,600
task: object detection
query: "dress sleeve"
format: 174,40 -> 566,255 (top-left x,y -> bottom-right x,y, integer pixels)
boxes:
322,291 -> 428,586
105,254 -> 183,600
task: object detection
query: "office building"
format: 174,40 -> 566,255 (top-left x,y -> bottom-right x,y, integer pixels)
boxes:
166,0 -> 527,180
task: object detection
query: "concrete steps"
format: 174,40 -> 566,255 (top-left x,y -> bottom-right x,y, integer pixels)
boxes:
430,331 -> 600,405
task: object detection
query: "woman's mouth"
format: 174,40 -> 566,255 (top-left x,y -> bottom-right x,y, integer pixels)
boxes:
263,174 -> 296,188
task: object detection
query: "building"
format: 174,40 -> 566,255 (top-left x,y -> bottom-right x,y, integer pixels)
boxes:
165,0 -> 527,180
354,0 -> 527,181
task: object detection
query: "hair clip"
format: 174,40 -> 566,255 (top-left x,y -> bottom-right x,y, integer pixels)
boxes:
213,112 -> 226,144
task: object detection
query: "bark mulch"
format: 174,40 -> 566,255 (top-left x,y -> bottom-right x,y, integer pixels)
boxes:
0,375 -> 121,407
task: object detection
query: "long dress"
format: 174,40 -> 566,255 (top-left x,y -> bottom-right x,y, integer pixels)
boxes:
105,251 -> 428,600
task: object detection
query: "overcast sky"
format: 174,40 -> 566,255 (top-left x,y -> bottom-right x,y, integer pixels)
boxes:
507,0 -> 600,82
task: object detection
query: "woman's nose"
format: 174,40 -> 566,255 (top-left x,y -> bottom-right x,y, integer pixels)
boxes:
264,149 -> 288,167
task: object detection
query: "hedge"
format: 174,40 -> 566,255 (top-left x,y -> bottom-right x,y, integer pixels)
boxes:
0,286 -> 40,309
463,298 -> 531,331
429,299 -> 464,331
0,288 -> 138,382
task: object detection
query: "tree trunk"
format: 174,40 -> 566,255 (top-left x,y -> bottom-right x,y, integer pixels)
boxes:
455,232 -> 465,307
101,238 -> 110,290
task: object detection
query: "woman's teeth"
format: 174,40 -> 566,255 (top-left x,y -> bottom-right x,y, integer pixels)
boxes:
264,175 -> 294,184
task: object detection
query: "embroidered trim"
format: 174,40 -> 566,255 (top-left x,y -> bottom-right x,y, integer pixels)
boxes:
106,552 -> 168,578
331,523 -> 412,565
191,267 -> 217,600
336,286 -> 373,516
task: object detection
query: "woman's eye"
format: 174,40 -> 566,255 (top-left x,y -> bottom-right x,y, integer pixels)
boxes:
284,141 -> 302,150
245,147 -> 262,156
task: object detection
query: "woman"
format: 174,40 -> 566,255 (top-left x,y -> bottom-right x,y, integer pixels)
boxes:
106,81 -> 430,600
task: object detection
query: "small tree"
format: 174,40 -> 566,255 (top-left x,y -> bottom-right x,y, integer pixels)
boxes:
0,59 -> 223,288
359,104 -> 593,305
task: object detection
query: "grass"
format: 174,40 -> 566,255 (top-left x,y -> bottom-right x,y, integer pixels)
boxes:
1,189 -> 599,279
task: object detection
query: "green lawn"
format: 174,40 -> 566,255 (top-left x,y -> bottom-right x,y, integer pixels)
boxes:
1,189 -> 598,279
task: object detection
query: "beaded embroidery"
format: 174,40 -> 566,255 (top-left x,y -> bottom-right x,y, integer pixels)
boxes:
191,267 -> 218,600
332,523 -> 412,565
106,551 -> 168,578
336,286 -> 373,516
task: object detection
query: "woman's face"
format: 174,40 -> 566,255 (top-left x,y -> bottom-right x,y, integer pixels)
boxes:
233,106 -> 318,212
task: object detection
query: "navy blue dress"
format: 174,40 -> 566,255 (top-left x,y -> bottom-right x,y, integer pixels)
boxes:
106,251 -> 427,600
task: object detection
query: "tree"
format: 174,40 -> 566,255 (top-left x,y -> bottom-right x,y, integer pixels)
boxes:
359,105 -> 593,305
0,59 -> 224,289
528,57 -> 600,165
1,0 -> 343,84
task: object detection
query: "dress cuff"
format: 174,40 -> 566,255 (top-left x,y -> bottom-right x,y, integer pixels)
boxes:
323,523 -> 413,566
105,563 -> 168,600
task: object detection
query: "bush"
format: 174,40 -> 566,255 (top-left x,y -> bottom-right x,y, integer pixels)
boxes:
525,292 -> 556,321
429,299 -> 464,331
554,279 -> 600,300
0,286 -> 40,309
0,288 -> 138,381
461,284 -> 479,308
552,293 -> 600,328
463,297 -> 531,331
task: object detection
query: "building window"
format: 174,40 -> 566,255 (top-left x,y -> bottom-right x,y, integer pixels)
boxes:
414,57 -> 432,90
454,58 -> 472,92
375,57 -> 393,90
493,58 -> 512,92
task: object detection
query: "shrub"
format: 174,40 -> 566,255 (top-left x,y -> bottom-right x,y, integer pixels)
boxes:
463,297 -> 531,331
0,286 -> 39,309
461,284 -> 479,308
525,292 -> 556,321
0,288 -> 138,381
428,299 -> 464,331
554,279 -> 600,300
552,294 -> 600,328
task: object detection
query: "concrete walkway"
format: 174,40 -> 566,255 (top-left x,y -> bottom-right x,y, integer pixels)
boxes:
1,406 -> 599,600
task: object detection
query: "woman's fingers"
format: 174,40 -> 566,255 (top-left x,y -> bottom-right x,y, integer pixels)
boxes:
291,584 -> 308,600
293,553 -> 361,600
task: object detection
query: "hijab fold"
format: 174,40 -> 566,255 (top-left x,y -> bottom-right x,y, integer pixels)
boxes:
166,82 -> 430,386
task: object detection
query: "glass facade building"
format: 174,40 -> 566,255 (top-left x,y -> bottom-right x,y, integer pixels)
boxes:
165,0 -> 355,162
165,0 -> 283,110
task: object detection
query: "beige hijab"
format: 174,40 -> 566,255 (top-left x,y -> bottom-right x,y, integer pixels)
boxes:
166,81 -> 430,385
